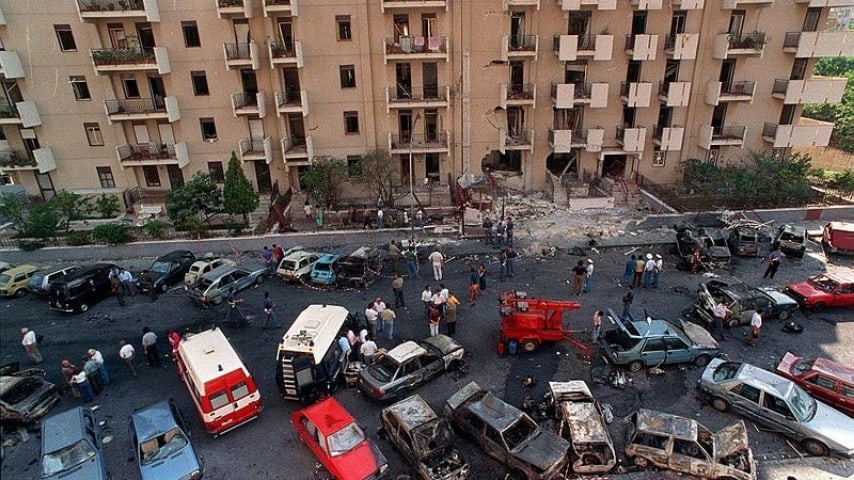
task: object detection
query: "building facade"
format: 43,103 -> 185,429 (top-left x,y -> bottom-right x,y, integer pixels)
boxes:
0,0 -> 851,204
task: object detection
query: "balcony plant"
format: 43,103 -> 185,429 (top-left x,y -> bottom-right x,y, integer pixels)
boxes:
0,153 -> 36,168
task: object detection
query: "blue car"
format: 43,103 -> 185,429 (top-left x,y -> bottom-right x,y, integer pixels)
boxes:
310,253 -> 341,285
129,399 -> 203,480
41,407 -> 109,480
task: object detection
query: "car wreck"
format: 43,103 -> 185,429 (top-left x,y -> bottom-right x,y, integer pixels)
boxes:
0,366 -> 60,425
548,381 -> 615,474
693,280 -> 799,327
380,394 -> 470,480
625,408 -> 756,480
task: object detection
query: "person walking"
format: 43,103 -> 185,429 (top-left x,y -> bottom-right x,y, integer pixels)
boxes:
584,258 -> 595,293
21,327 -> 43,364
621,286 -> 635,321
592,310 -> 604,341
224,287 -> 248,328
446,292 -> 460,336
652,254 -> 663,289
747,309 -> 763,346
373,297 -> 387,335
142,327 -> 161,367
712,301 -> 732,341
140,269 -> 158,301
405,247 -> 418,277
71,367 -> 95,403
88,348 -> 109,385
483,217 -> 494,245
315,205 -> 324,230
633,255 -> 647,289
119,268 -> 136,296
392,273 -> 405,308
119,340 -> 137,377
643,253 -> 655,288
365,303 -> 379,338
428,249 -> 445,281
381,308 -> 396,340
477,264 -> 487,297
622,255 -> 636,286
427,305 -> 441,337
167,331 -> 182,362
111,275 -> 126,307
468,268 -> 479,302
61,360 -> 79,398
261,291 -> 283,329
262,246 -> 275,275
571,261 -> 586,296
377,207 -> 384,229
389,240 -> 401,273
304,201 -> 312,222
499,248 -> 509,282
496,219 -> 506,246
763,247 -> 784,279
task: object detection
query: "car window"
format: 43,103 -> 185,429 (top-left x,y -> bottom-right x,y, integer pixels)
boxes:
642,338 -> 666,353
503,416 -> 538,450
712,363 -> 741,382
838,284 -> 854,294
664,337 -> 688,350
328,423 -> 366,456
485,425 -> 505,449
761,393 -> 792,417
631,432 -> 668,450
786,384 -> 816,422
219,275 -> 234,286
231,381 -> 250,401
209,390 -> 229,410
140,426 -> 188,465
404,358 -> 421,374
232,270 -> 249,280
673,439 -> 707,460
731,383 -> 761,404
807,375 -> 837,391
43,439 -> 96,476
841,384 -> 854,400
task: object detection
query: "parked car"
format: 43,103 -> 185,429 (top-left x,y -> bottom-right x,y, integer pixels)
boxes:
697,358 -> 854,457
310,253 -> 342,285
822,221 -> 854,255
380,394 -> 470,480
728,226 -> 760,257
785,272 -> 854,312
600,309 -> 719,372
0,366 -> 60,425
337,247 -> 384,288
776,352 -> 854,417
129,399 -> 204,480
28,265 -> 80,297
187,264 -> 267,306
698,228 -> 732,264
138,250 -> 196,294
292,397 -> 389,480
0,261 -> 13,274
444,381 -> 571,480
48,263 -> 117,313
624,408 -> 756,480
773,224 -> 808,258
41,407 -> 110,480
548,381 -> 615,474
184,256 -> 236,286
359,335 -> 464,402
0,264 -> 39,297
276,250 -> 320,282
692,280 -> 799,327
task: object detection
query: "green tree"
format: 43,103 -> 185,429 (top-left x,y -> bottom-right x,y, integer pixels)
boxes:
300,156 -> 348,208
0,193 -> 28,225
222,151 -> 259,223
803,58 -> 854,153
52,191 -> 93,233
167,171 -> 223,227
95,193 -> 120,218
21,203 -> 61,239
354,148 -> 404,207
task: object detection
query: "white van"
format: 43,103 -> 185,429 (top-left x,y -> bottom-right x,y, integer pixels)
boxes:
276,251 -> 321,282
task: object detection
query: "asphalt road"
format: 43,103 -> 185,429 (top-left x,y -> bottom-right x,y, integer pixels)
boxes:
1,234 -> 852,480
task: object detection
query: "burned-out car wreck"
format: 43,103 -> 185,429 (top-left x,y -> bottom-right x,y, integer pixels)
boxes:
625,408 -> 756,480
548,381 -> 616,474
380,394 -> 470,480
0,366 -> 60,425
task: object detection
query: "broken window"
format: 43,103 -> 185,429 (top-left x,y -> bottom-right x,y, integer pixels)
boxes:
482,150 -> 522,174
631,432 -> 668,450
731,383 -> 760,404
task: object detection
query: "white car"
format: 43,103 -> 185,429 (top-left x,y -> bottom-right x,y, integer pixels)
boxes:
276,250 -> 320,282
184,257 -> 236,285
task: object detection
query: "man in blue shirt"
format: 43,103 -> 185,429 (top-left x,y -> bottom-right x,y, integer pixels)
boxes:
261,291 -> 282,329
763,247 -> 784,279
224,288 -> 248,328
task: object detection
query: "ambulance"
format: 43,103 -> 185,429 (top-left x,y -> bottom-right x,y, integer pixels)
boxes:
176,328 -> 263,435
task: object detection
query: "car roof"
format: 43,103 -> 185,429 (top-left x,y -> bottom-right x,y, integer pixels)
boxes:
469,392 -> 524,432
157,250 -> 194,261
384,395 -> 438,432
42,407 -> 88,452
280,305 -> 351,364
55,263 -> 115,282
633,408 -> 698,440
2,264 -> 39,276
560,402 -> 609,443
779,224 -> 806,235
300,397 -> 354,436
810,357 -> 854,385
548,381 -> 593,402
346,247 -> 376,259
131,400 -> 178,441
630,319 -> 679,337
177,328 -> 250,394
420,334 -> 462,355
736,363 -> 795,398
283,250 -> 317,261
201,265 -> 239,280
820,271 -> 854,284
386,341 -> 428,364
315,253 -> 340,263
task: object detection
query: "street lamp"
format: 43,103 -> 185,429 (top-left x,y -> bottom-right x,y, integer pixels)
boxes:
408,113 -> 422,202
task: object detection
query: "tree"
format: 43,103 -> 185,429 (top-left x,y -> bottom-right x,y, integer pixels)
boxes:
803,57 -> 854,153
0,193 -> 28,225
300,156 -> 348,208
52,191 -> 93,233
223,151 -> 259,223
21,203 -> 62,239
167,171 -> 223,227
354,148 -> 405,207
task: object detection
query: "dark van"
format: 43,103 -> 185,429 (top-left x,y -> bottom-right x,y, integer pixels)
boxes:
48,263 -> 116,313
337,247 -> 383,288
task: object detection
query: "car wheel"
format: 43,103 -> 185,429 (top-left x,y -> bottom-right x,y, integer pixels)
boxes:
694,354 -> 711,367
255,275 -> 265,286
160,282 -> 168,293
508,469 -> 527,480
802,439 -> 829,457
633,456 -> 649,468
628,361 -> 644,373
812,302 -> 826,313
14,288 -> 27,298
727,318 -> 740,329
711,397 -> 730,412
520,339 -> 538,353
78,303 -> 89,313
778,309 -> 791,321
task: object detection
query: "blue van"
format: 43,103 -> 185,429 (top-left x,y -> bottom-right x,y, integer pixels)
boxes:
310,254 -> 341,285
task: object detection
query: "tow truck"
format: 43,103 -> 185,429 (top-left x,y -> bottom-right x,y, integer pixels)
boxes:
498,291 -> 588,361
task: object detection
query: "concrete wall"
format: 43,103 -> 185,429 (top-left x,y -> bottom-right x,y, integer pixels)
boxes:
636,205 -> 854,230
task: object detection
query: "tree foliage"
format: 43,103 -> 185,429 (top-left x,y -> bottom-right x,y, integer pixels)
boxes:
167,171 -> 223,226
353,148 -> 404,207
223,152 -> 259,222
52,191 -> 94,232
95,194 -> 120,219
300,156 -> 348,208
21,203 -> 62,239
803,57 -> 854,153
0,193 -> 28,225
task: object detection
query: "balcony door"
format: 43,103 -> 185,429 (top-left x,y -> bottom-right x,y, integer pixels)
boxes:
254,161 -> 272,193
507,107 -> 524,137
728,10 -> 745,35
399,110 -> 413,142
631,12 -> 647,35
167,165 -> 184,189
510,12 -> 525,48
510,62 -> 524,92
158,124 -> 175,146
282,67 -> 301,103
669,10 -> 686,36
288,114 -> 305,146
393,15 -> 410,42
148,76 -> 166,108
719,59 -> 735,89
425,109 -> 438,142
108,23 -> 127,49
567,12 -> 589,36
803,8 -> 821,32
133,125 -> 150,145
396,63 -> 412,99
233,19 -> 250,45
36,172 -> 55,200
249,118 -> 265,142
278,18 -> 294,50
421,13 -> 435,37
240,69 -> 258,100
136,23 -> 155,51
565,62 -> 586,84
423,63 -> 438,98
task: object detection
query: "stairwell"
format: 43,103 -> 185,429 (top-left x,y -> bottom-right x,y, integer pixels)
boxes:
248,194 -> 273,230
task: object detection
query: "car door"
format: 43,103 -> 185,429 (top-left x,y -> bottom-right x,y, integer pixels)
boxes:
402,358 -> 424,388
670,438 -> 713,478
298,415 -> 336,475
726,383 -> 763,422
758,392 -> 800,436
639,338 -> 667,367
831,283 -> 854,307
802,373 -> 840,408
483,424 -> 511,466
232,270 -> 251,290
663,336 -> 692,365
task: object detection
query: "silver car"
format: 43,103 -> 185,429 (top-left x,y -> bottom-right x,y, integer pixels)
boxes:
697,358 -> 854,457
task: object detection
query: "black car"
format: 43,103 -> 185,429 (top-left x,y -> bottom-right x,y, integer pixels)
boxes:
138,250 -> 195,294
692,280 -> 800,328
48,263 -> 116,313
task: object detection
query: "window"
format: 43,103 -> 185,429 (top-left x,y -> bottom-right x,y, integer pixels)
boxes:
807,375 -> 837,391
142,166 -> 161,187
664,336 -> 687,350
70,76 -> 91,101
209,391 -> 229,410
841,384 -> 854,400
336,15 -> 352,41
762,394 -> 793,418
208,161 -> 225,183
191,71 -> 210,96
96,167 -> 115,188
339,65 -> 356,88
344,111 -> 359,134
182,21 -> 201,48
652,149 -> 666,167
673,439 -> 706,460
200,118 -> 218,141
642,338 -> 666,353
231,382 -> 250,401
54,25 -> 77,52
347,155 -> 362,178
84,123 -> 104,146
630,432 -> 667,450
731,383 -> 761,404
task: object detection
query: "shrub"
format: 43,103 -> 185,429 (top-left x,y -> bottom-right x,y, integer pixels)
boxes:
95,194 -> 120,219
21,203 -> 61,239
225,221 -> 247,237
17,240 -> 46,251
143,219 -> 169,240
66,231 -> 92,246
91,223 -> 133,245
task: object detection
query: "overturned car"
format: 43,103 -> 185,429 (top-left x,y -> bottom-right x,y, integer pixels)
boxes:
548,381 -> 615,474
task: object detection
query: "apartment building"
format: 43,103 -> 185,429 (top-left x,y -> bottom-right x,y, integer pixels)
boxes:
0,0 -> 851,205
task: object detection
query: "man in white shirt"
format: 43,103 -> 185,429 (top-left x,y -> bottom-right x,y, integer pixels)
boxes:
584,259 -> 595,293
643,254 -> 656,288
712,302 -> 732,341
428,250 -> 445,281
119,268 -> 136,296
119,340 -> 137,377
360,336 -> 378,364
364,304 -> 379,338
652,254 -> 663,288
21,327 -> 42,364
88,348 -> 109,384
748,309 -> 763,347
141,327 -> 161,367
421,285 -> 432,319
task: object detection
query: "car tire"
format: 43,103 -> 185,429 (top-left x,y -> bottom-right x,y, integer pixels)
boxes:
520,339 -> 538,353
508,469 -> 527,480
727,318 -> 740,329
802,439 -> 829,457
160,282 -> 168,293
711,397 -> 730,412
694,355 -> 711,367
628,361 -> 644,373
14,288 -> 27,298
812,302 -> 826,313
78,303 -> 89,313
778,309 -> 791,321
633,456 -> 649,468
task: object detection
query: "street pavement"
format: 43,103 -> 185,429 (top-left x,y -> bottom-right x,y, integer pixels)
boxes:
0,228 -> 852,480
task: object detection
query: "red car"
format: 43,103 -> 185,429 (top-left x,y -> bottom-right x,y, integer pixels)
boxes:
776,352 -> 854,417
784,271 -> 854,312
292,397 -> 388,480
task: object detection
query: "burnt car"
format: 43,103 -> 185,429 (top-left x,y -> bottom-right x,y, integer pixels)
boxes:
337,247 -> 384,288
776,352 -> 854,417
773,224 -> 808,258
675,226 -> 730,270
444,381 -> 571,480
548,381 -> 615,474
625,408 -> 756,480
728,226 -> 760,257
380,394 -> 470,480
693,280 -> 799,327
0,366 -> 60,425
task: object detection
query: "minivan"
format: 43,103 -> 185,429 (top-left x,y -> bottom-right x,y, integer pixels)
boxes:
28,266 -> 80,297
48,263 -> 116,313
0,264 -> 39,297
40,407 -> 109,480
773,224 -> 807,258
337,247 -> 383,288
823,222 -> 854,255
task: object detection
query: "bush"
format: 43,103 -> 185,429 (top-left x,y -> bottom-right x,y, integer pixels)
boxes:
143,219 -> 169,240
95,194 -> 120,219
17,240 -> 46,251
225,221 -> 247,237
21,203 -> 61,239
91,223 -> 133,245
66,231 -> 92,246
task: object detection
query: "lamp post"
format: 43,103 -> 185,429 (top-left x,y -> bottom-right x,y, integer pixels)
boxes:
408,113 -> 422,202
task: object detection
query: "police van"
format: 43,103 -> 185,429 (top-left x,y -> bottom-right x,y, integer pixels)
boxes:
176,328 -> 263,435
276,304 -> 353,404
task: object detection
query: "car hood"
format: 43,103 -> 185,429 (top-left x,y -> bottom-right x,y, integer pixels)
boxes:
511,430 -> 570,472
679,319 -> 718,349
139,446 -> 201,480
786,280 -> 824,299
333,441 -> 385,480
806,402 -> 854,452
45,455 -> 105,480
775,352 -> 800,378
761,288 -> 798,307
713,421 -> 751,460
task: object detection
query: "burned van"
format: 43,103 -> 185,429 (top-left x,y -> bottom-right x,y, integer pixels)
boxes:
337,247 -> 383,288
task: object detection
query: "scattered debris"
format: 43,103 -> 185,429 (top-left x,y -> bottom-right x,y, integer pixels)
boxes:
521,375 -> 537,388
648,367 -> 666,376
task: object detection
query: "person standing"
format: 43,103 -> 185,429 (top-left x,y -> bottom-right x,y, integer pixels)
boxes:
377,207 -> 384,229
224,287 -> 248,328
483,217 -> 494,245
431,288 -> 446,321
416,208 -> 424,230
315,205 -> 324,230
141,327 -> 161,367
499,248 -> 509,282
61,360 -> 79,398
304,201 -> 312,222
652,254 -> 663,289
621,286 -> 635,321
748,309 -> 764,346
405,247 -> 418,277
505,245 -> 516,278
119,340 -> 137,377
119,268 -> 136,296
763,247 -> 784,279
111,275 -> 126,307
446,292 -> 460,336
272,243 -> 284,265
373,297 -> 387,335
360,336 -> 378,364
633,255 -> 646,289
262,246 -> 275,275
643,253 -> 655,288
712,301 -> 732,341
261,291 -> 283,329
88,348 -> 109,385
420,285 -> 433,319
21,327 -> 43,364
592,310 -> 604,341
71,367 -> 95,403
505,217 -> 514,245
496,220 -> 506,246
392,273 -> 405,308
365,303 -> 379,338
571,261 -> 586,296
82,355 -> 102,395
428,305 -> 441,337
584,259 -> 595,293
168,331 -> 182,362
337,334 -> 352,363
428,249 -> 445,281
140,269 -> 158,301
477,264 -> 487,297
468,268 -> 479,302
389,240 -> 401,273
622,255 -> 636,287
381,308 -> 396,340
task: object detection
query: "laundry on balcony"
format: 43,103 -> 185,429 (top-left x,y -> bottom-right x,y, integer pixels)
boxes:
427,36 -> 442,52
413,36 -> 425,50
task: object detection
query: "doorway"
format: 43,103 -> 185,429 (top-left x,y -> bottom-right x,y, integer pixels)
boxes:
249,118 -> 265,142
510,61 -> 524,91
167,164 -> 184,189
278,18 -> 293,49
254,160 -> 272,193
240,69 -> 258,105
136,23 -> 155,50
510,13 -> 525,48
36,172 -> 56,200
158,124 -> 175,146
423,63 -> 437,98
396,63 -> 412,98
719,59 -> 736,87
148,76 -> 166,108
287,114 -> 305,144
728,10 -> 745,35
602,155 -> 627,178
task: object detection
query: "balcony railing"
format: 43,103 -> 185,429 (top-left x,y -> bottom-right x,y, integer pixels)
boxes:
390,131 -> 449,150
772,79 -> 789,96
77,0 -> 144,11
276,90 -> 301,108
117,144 -> 176,161
269,41 -> 298,60
0,101 -> 19,120
105,97 -> 165,115
91,48 -> 155,66
505,83 -> 535,100
712,125 -> 746,141
721,81 -> 755,96
388,85 -> 447,102
384,36 -> 449,54
232,92 -> 259,109
552,82 -> 592,101
726,32 -> 766,50
0,150 -> 36,169
225,42 -> 253,61
76,0 -> 157,20
507,35 -> 538,52
762,122 -> 778,139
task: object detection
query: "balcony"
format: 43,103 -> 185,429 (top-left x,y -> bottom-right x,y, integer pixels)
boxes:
385,86 -> 450,112
549,129 -> 574,153
216,0 -> 253,18
795,0 -> 854,5
0,101 -> 41,127
630,0 -> 663,9
116,142 -> 189,168
263,0 -> 298,17
0,148 -> 56,174
276,90 -> 309,116
551,82 -> 608,108
705,80 -> 756,105
652,125 -> 684,151
91,47 -> 170,74
502,35 -> 538,61
383,36 -> 449,63
239,137 -> 274,164
664,33 -> 699,60
771,78 -> 847,104
553,34 -> 613,61
698,125 -> 746,149
76,0 -> 160,22
625,34 -> 658,61
104,96 -> 179,123
782,32 -> 854,58
231,92 -> 267,117
0,3 -> 5,24
722,0 -> 773,7
620,82 -> 653,107
500,83 -> 536,109
389,131 -> 451,154
499,129 -> 534,154
762,122 -> 834,148
670,0 -> 705,8
616,126 -> 647,152
224,42 -> 261,70
269,41 -> 304,68
382,0 -> 448,12
558,0 -> 616,9
713,32 -> 766,59
503,0 -> 540,9
281,136 -> 313,165
658,81 -> 691,107
0,51 -> 24,79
